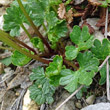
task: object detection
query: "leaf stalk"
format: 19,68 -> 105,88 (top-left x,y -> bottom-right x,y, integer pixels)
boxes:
17,0 -> 52,52
0,30 -> 50,64
21,23 -> 32,40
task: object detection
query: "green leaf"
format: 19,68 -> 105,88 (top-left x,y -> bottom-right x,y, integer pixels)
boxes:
99,60 -> 110,85
99,64 -> 106,85
31,37 -> 44,52
70,26 -> 94,51
46,55 -> 63,77
76,86 -> 88,99
60,69 -> 78,92
99,1 -> 108,7
77,51 -> 99,72
30,66 -> 45,81
48,21 -> 68,49
46,11 -> 59,30
60,51 -> 99,92
45,55 -> 63,86
27,0 -> 48,26
3,2 -> 30,36
49,0 -> 62,5
0,57 -> 12,66
65,45 -> 79,60
107,0 -> 110,3
65,0 -> 72,5
49,75 -> 62,87
29,67 -> 55,105
11,50 -> 31,66
77,51 -> 99,85
91,39 -> 110,60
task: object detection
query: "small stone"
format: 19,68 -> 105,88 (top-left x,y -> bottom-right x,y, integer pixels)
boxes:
75,102 -> 82,109
23,90 -> 39,110
94,31 -> 104,42
86,95 -> 95,105
81,103 -> 110,110
0,0 -> 13,6
15,92 -> 20,96
95,96 -> 107,103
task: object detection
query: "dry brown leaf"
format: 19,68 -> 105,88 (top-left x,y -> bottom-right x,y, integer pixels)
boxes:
96,14 -> 110,27
82,4 -> 98,19
58,3 -> 66,19
66,8 -> 74,24
88,0 -> 102,6
73,13 -> 84,17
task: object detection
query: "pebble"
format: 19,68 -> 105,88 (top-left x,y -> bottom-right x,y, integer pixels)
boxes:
81,103 -> 110,110
75,101 -> 82,109
23,90 -> 39,110
86,95 -> 95,105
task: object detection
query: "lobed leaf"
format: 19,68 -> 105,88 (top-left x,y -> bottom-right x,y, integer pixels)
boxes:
45,55 -> 63,86
91,39 -> 110,60
0,57 -> 12,66
60,69 -> 78,92
46,55 -> 63,77
48,21 -> 68,49
99,60 -> 110,85
27,0 -> 49,26
31,37 -> 44,52
46,11 -> 59,30
29,67 -> 55,105
65,45 -> 79,60
3,1 -> 30,36
70,26 -> 94,51
60,51 -> 99,92
11,50 -> 31,66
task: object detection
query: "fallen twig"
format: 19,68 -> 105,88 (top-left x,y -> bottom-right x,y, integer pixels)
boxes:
55,85 -> 84,110
104,7 -> 110,101
98,56 -> 110,71
106,61 -> 110,100
11,89 -> 26,110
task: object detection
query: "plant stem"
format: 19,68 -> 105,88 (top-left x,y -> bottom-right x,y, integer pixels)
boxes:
11,37 -> 37,54
0,30 -> 50,64
21,23 -> 32,40
17,0 -> 52,52
0,30 -> 37,54
42,23 -> 47,31
64,59 -> 78,70
0,46 -> 14,51
52,5 -> 57,13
